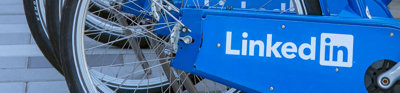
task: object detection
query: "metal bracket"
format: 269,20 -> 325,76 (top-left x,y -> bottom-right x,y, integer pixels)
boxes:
170,24 -> 193,53
378,62 -> 400,89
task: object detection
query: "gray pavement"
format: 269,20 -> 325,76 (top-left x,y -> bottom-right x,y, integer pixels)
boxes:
389,0 -> 400,19
0,0 -> 68,93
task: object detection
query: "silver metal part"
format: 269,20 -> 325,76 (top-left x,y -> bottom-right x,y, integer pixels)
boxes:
150,0 -> 162,21
269,86 -> 274,91
163,0 -> 180,13
151,0 -> 189,31
171,24 -> 182,52
180,35 -> 193,44
217,43 -> 221,48
366,6 -> 372,19
335,68 -> 339,72
171,24 -> 194,52
381,77 -> 390,86
225,88 -> 237,93
163,49 -> 173,56
390,32 -> 395,37
182,27 -> 188,33
378,62 -> 400,89
292,0 -> 307,15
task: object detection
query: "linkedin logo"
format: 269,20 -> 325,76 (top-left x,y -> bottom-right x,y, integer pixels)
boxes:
225,32 -> 354,67
319,33 -> 353,67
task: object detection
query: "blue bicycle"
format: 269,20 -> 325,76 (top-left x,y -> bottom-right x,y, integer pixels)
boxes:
30,0 -> 400,92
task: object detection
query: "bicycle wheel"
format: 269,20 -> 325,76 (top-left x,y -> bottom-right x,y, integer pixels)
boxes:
23,0 -> 145,74
84,0 -> 150,49
60,0 -> 233,92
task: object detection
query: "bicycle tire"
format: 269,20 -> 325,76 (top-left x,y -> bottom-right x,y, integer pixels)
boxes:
23,0 -> 63,74
60,0 -> 90,92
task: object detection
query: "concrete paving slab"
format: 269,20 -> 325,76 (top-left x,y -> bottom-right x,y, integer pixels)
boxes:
0,5 -> 24,15
0,33 -> 31,45
0,82 -> 26,93
28,56 -> 52,68
0,15 -> 27,24
27,81 -> 69,93
0,45 -> 43,57
0,24 -> 30,34
0,0 -> 22,5
0,68 -> 64,82
0,57 -> 27,69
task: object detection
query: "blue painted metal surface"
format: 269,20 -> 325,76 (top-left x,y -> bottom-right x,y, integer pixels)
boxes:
182,0 -> 292,11
121,0 -> 393,18
324,0 -> 392,18
122,0 -> 400,92
123,0 -> 294,12
122,0 -> 296,36
172,8 -> 400,92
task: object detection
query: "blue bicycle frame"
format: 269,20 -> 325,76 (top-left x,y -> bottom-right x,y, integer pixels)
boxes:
124,0 -> 400,92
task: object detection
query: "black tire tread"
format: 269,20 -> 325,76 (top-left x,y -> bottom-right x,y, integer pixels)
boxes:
23,0 -> 63,74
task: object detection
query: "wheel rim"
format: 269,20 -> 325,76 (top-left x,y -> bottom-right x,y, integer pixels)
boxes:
72,0 -> 197,92
67,0 -> 289,92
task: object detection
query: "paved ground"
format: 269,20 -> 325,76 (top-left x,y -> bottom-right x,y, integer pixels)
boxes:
0,0 -> 69,93
0,0 -> 398,93
389,0 -> 400,19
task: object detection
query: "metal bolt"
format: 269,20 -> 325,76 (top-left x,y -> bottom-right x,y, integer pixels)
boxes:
217,43 -> 221,48
281,25 -> 285,29
381,77 -> 390,86
390,32 -> 394,37
163,49 -> 172,56
180,36 -> 193,44
193,64 -> 197,68
182,26 -> 190,33
335,68 -> 339,72
182,28 -> 187,33
269,86 -> 274,91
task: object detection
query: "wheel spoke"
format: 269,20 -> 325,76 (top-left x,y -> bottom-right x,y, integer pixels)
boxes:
67,0 -> 239,92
